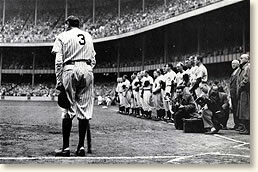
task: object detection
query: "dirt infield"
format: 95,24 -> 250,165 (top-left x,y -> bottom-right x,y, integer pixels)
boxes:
0,101 -> 250,164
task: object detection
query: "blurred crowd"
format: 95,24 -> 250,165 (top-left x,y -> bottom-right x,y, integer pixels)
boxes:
94,82 -> 117,107
0,83 -> 57,97
0,0 -> 221,43
114,54 -> 250,135
0,82 -> 117,101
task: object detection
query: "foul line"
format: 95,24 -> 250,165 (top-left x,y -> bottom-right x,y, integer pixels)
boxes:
214,134 -> 249,145
0,155 -> 180,161
166,152 -> 250,164
233,143 -> 250,149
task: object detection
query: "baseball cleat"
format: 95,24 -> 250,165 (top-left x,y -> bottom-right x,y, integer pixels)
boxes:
75,147 -> 85,157
55,148 -> 70,157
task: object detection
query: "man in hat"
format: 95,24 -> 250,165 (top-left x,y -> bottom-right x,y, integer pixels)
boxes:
52,15 -> 96,156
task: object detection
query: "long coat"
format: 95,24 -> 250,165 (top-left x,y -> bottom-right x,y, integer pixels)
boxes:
236,62 -> 250,120
229,68 -> 241,111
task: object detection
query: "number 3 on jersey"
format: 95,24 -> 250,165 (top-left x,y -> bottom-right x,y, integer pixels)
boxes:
77,34 -> 86,45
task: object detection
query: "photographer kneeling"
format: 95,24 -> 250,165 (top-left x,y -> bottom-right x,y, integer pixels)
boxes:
172,85 -> 197,130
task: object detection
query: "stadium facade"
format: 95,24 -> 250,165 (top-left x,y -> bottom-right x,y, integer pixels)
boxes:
0,0 -> 249,86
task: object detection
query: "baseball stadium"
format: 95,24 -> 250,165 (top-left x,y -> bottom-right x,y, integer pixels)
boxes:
0,0 -> 250,164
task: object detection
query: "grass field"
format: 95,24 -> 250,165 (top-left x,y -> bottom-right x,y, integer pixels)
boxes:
0,101 -> 250,164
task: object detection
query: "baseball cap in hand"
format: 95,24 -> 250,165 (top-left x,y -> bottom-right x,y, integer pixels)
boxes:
57,85 -> 70,109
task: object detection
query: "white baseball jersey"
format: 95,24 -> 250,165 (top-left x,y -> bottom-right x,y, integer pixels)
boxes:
189,65 -> 198,85
131,78 -> 140,90
196,63 -> 208,82
164,70 -> 176,94
51,27 -> 96,120
153,75 -> 164,93
52,27 -> 96,85
142,75 -> 154,90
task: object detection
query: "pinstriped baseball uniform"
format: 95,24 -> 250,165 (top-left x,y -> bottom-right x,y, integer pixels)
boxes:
52,27 -> 96,120
131,77 -> 140,108
142,75 -> 154,111
163,70 -> 176,111
121,79 -> 131,108
153,75 -> 164,110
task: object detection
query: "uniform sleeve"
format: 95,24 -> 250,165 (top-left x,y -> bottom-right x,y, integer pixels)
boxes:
52,36 -> 64,86
52,36 -> 63,54
55,52 -> 64,87
88,34 -> 96,68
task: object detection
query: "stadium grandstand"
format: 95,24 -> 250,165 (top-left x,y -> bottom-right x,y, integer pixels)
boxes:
0,0 -> 249,98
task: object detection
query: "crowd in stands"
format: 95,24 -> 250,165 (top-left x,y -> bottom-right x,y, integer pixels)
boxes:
0,82 -> 117,100
0,83 -> 57,97
94,82 -> 117,106
0,0 -> 222,43
2,57 -> 54,70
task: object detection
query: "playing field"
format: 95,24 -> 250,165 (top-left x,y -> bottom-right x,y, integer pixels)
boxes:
0,101 -> 250,164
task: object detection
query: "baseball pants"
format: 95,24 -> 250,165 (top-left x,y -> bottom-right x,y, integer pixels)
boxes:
62,62 -> 94,120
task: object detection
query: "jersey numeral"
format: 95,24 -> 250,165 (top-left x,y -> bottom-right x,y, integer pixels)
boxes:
77,34 -> 86,45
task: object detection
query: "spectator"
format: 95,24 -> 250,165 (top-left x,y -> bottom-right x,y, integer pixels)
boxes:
229,60 -> 241,130
236,54 -> 250,135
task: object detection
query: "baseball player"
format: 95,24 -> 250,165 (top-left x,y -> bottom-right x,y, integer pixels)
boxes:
163,63 -> 176,122
183,57 -> 192,94
152,69 -> 165,120
136,71 -> 144,118
141,70 -> 154,119
188,56 -> 198,94
116,77 -> 124,113
131,72 -> 140,116
175,62 -> 185,88
190,55 -> 208,99
52,15 -> 96,157
121,75 -> 131,114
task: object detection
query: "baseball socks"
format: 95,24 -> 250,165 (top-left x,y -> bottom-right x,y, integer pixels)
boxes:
55,118 -> 72,157
77,119 -> 92,156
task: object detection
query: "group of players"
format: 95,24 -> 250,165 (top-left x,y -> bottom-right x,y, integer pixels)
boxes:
115,54 -> 250,135
116,55 -> 209,127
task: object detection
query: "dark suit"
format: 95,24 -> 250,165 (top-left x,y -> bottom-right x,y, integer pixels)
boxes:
205,91 -> 229,130
229,67 -> 241,127
172,93 -> 196,130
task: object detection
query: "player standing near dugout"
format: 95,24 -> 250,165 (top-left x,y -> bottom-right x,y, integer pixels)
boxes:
163,63 -> 176,122
52,15 -> 96,157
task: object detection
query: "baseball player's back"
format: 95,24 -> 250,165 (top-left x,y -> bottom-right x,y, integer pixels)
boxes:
53,28 -> 96,67
52,16 -> 96,157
